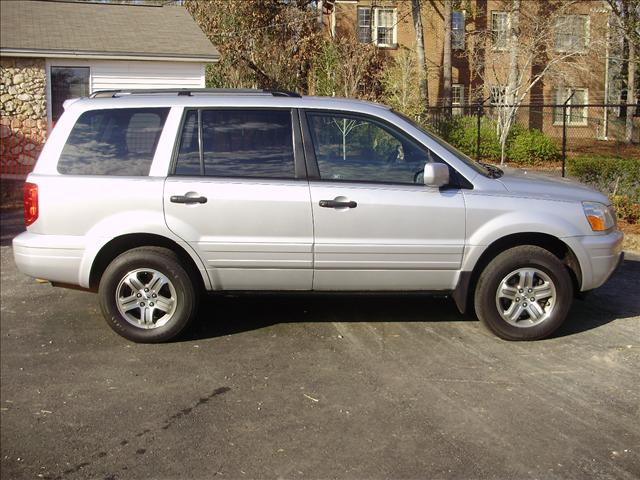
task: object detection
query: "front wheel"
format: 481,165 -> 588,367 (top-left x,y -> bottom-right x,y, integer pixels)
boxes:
99,247 -> 198,343
474,245 -> 573,341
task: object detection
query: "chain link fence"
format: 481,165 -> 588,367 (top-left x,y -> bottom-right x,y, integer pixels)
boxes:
423,103 -> 639,175
1,103 -> 638,179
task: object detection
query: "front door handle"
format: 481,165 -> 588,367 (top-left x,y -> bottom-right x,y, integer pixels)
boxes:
319,199 -> 357,209
170,195 -> 207,204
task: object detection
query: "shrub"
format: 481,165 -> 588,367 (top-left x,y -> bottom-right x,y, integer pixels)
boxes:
612,195 -> 640,225
567,155 -> 640,224
507,128 -> 560,165
427,116 -> 558,165
441,116 -> 502,162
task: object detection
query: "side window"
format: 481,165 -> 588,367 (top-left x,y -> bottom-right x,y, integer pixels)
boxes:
174,109 -> 295,178
306,112 -> 432,184
58,107 -> 169,176
174,110 -> 200,175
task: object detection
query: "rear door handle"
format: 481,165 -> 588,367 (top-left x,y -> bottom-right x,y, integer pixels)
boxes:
319,199 -> 357,209
170,195 -> 207,204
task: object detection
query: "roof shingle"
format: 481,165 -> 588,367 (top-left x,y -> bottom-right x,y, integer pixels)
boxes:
0,0 -> 219,61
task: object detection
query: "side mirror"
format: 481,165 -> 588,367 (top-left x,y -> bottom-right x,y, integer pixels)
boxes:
423,163 -> 449,188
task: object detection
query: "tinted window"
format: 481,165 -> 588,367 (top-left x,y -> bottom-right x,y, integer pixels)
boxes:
306,112 -> 431,184
174,110 -> 201,176
174,110 -> 295,178
58,108 -> 169,176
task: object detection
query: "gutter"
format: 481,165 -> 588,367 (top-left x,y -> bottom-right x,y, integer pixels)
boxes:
0,48 -> 219,63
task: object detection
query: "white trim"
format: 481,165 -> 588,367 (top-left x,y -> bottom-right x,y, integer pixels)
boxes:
452,84 -> 464,115
1,49 -> 219,63
491,11 -> 509,52
554,14 -> 590,53
46,59 -> 93,129
553,88 -> 589,126
45,61 -> 52,130
372,7 -> 397,48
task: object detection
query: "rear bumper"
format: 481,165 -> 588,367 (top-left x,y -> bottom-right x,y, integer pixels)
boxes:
565,229 -> 624,291
13,232 -> 83,286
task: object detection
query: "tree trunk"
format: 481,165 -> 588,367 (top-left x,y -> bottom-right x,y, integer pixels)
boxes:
411,0 -> 429,107
499,0 -> 521,164
443,0 -> 452,112
626,39 -> 636,143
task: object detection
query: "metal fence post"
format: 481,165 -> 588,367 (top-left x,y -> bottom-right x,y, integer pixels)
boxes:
562,103 -> 567,178
561,91 -> 574,178
476,101 -> 482,162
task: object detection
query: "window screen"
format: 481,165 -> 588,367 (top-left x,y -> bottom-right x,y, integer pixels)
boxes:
58,108 -> 169,176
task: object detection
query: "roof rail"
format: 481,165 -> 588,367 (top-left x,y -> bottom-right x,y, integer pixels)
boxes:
89,88 -> 301,98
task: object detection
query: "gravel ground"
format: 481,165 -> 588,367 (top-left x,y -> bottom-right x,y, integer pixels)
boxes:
1,214 -> 639,479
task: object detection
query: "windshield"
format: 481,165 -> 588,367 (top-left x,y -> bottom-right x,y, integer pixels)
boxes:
392,110 -> 499,178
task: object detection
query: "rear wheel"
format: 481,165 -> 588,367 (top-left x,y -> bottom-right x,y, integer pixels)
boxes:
99,247 -> 197,343
474,245 -> 573,340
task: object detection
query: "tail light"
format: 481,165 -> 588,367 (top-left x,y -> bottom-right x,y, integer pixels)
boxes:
24,182 -> 39,226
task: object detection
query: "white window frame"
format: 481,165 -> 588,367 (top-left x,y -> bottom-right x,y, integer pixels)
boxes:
372,8 -> 397,48
452,84 -> 464,114
491,11 -> 509,51
357,7 -> 372,44
452,11 -> 465,50
554,15 -> 590,53
554,87 -> 589,126
489,85 -> 506,106
45,59 -> 93,131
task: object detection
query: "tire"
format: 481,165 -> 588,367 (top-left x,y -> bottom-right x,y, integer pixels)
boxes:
98,247 -> 198,343
474,245 -> 573,341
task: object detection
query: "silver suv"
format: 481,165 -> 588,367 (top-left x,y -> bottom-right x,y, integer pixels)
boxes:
13,89 -> 623,342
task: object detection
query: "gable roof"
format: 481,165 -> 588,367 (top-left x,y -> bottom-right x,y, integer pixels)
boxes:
0,0 -> 219,63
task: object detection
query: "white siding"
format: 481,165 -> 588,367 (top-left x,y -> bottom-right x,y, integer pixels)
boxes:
46,58 -> 206,126
89,60 -> 205,91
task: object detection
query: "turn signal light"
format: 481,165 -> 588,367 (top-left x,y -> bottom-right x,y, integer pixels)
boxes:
24,182 -> 39,226
586,214 -> 606,231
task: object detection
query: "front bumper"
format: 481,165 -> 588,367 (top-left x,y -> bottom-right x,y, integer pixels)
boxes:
565,229 -> 624,291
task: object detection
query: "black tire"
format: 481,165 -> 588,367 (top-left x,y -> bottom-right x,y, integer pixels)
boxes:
98,247 -> 198,343
474,245 -> 573,341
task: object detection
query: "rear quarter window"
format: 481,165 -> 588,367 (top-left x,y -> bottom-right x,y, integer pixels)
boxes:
58,107 -> 169,176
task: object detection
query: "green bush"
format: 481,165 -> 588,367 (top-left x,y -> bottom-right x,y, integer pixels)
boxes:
438,116 -> 502,162
567,155 -> 640,224
429,117 -> 559,165
507,128 -> 560,165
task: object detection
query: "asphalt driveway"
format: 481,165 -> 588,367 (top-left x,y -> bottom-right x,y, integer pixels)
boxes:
1,215 -> 639,479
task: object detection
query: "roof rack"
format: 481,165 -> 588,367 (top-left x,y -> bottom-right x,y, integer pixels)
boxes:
89,88 -> 301,98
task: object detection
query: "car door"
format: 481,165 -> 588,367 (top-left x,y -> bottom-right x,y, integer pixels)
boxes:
164,108 -> 313,290
302,110 -> 466,291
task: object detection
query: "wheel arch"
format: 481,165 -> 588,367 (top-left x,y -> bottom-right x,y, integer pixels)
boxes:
89,233 -> 208,292
452,232 -> 582,314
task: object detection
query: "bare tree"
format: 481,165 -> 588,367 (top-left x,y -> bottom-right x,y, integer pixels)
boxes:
411,0 -> 429,105
465,0 -> 607,163
382,48 -> 425,119
607,0 -> 640,143
313,30 -> 383,99
443,0 -> 452,111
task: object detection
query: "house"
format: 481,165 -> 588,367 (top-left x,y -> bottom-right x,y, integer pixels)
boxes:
328,0 -> 617,140
0,0 -> 219,177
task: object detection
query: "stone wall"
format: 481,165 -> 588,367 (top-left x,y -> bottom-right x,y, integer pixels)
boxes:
0,57 -> 47,176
